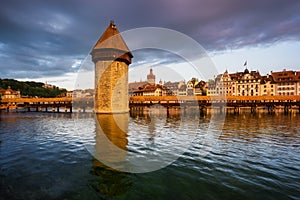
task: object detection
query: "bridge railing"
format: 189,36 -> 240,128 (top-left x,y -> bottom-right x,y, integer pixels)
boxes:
1,95 -> 300,104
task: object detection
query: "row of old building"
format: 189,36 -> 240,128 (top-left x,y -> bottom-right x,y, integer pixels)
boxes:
130,68 -> 300,96
2,68 -> 299,99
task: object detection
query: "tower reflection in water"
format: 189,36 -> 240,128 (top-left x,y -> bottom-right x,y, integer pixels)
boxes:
94,113 -> 129,170
90,113 -> 131,197
92,108 -> 199,172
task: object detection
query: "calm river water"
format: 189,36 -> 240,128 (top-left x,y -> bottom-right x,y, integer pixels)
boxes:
0,111 -> 300,200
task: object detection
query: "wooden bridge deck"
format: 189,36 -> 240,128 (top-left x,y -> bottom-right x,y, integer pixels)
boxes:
1,96 -> 300,113
1,95 -> 300,104
129,95 -> 300,102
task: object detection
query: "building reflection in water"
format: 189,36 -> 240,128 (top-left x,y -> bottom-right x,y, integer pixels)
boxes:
90,113 -> 131,197
92,109 -> 199,173
94,113 -> 129,171
90,159 -> 132,197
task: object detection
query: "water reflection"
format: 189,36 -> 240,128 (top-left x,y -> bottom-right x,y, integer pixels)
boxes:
96,114 -> 128,150
93,110 -> 200,173
90,159 -> 131,197
94,114 -> 129,170
1,112 -> 299,199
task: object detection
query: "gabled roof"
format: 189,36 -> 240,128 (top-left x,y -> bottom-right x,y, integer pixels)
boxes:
271,70 -> 300,82
228,70 -> 261,81
134,84 -> 164,93
128,81 -> 148,90
260,75 -> 275,84
92,21 -> 132,56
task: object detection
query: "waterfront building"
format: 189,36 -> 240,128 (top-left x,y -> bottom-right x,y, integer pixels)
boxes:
128,81 -> 148,96
214,70 -> 233,96
208,69 -> 262,96
178,84 -> 187,96
163,81 -> 182,96
206,80 -> 217,96
66,91 -> 73,98
194,80 -> 206,96
130,67 -> 300,97
232,69 -> 261,96
0,86 -> 21,99
186,78 -> 197,96
90,21 -> 133,113
271,69 -> 300,96
208,68 -> 300,97
133,84 -> 165,96
72,89 -> 94,98
259,74 -> 276,96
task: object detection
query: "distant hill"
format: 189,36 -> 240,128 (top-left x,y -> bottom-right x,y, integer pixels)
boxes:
0,79 -> 67,98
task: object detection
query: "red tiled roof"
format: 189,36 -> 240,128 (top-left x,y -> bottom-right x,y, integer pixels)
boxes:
271,70 -> 300,82
128,81 -> 148,90
92,21 -> 132,57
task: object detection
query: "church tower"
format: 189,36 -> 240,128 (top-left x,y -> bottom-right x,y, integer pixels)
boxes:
147,68 -> 156,85
91,21 -> 133,113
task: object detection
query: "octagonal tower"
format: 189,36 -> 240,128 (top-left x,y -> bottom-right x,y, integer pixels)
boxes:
91,21 -> 133,113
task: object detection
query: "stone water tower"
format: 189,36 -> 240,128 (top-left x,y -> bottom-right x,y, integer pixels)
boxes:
91,21 -> 133,113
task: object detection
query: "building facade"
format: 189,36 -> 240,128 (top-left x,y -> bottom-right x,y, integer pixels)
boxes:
0,87 -> 21,99
207,69 -> 300,97
271,70 -> 300,96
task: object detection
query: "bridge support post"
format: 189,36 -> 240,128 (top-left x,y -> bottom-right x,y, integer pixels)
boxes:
251,106 -> 256,114
167,106 -> 170,118
234,107 -> 239,114
45,107 -> 48,112
70,106 -> 72,113
219,106 -> 223,114
56,107 -> 59,113
199,106 -> 205,116
268,105 -> 275,114
284,105 -> 289,114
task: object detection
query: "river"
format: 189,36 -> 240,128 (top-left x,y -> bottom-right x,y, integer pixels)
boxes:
0,111 -> 299,200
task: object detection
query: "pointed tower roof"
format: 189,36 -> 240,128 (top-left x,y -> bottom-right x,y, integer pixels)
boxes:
91,21 -> 133,64
93,21 -> 132,54
147,68 -> 155,79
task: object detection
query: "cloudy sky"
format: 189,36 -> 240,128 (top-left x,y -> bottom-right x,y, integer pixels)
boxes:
1,0 -> 300,89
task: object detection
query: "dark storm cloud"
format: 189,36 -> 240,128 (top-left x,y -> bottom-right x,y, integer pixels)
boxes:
0,0 -> 300,79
